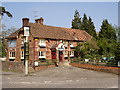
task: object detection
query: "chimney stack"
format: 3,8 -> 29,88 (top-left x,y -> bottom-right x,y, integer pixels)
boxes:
35,17 -> 44,25
22,18 -> 29,27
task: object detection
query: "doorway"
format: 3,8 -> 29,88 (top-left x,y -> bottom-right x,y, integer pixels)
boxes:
59,51 -> 63,62
51,50 -> 56,59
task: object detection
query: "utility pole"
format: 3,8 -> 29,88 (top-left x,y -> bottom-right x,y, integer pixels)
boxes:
68,41 -> 70,62
24,27 -> 30,75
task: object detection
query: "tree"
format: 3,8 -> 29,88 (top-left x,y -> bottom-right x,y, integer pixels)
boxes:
87,17 -> 97,39
112,42 -> 120,66
98,19 -> 116,41
0,6 -> 12,18
75,39 -> 99,59
97,38 -> 116,56
97,19 -> 117,65
0,6 -> 12,57
71,11 -> 97,38
113,26 -> 120,42
71,10 -> 81,29
0,27 -> 17,57
80,13 -> 88,31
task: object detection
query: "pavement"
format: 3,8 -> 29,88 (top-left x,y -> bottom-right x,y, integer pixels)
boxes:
2,65 -> 118,88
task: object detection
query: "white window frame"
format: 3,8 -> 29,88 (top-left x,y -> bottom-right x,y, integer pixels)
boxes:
64,51 -> 68,57
63,41 -> 68,47
70,41 -> 74,47
9,51 -> 15,59
21,51 -> 24,59
39,39 -> 46,47
39,51 -> 46,58
70,51 -> 74,57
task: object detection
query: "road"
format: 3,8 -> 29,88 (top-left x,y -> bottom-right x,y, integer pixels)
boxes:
2,65 -> 118,88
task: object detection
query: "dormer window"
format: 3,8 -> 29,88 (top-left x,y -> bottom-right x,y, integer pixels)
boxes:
70,41 -> 74,48
63,41 -> 68,47
39,39 -> 46,48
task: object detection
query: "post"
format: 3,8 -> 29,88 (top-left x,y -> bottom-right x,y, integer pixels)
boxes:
68,41 -> 70,62
25,37 -> 29,75
23,26 -> 30,75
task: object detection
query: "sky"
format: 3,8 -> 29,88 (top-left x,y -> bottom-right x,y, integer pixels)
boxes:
2,2 -> 118,32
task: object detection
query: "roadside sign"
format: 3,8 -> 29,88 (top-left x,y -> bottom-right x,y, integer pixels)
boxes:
24,27 -> 30,36
35,62 -> 39,66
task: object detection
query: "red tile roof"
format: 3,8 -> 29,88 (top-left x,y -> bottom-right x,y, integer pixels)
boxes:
6,22 -> 92,41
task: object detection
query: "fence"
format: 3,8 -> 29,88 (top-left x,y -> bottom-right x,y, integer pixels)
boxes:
34,59 -> 55,67
34,59 -> 56,71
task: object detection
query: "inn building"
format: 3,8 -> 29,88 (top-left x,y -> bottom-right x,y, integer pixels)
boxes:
6,17 -> 92,64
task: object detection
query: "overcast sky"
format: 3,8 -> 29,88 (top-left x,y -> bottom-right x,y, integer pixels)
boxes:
2,2 -> 118,32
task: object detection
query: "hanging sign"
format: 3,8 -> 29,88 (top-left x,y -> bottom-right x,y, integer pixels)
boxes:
24,27 -> 30,36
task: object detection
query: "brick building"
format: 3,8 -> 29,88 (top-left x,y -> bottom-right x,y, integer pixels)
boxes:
6,17 -> 92,64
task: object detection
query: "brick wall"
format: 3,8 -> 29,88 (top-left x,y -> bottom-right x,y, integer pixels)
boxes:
2,61 -> 24,73
70,63 -> 119,75
7,31 -> 78,63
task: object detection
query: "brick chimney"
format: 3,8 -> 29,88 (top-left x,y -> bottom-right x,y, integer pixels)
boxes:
35,17 -> 44,25
22,18 -> 29,27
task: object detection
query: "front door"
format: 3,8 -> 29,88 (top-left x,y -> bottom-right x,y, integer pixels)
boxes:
51,51 -> 56,59
59,51 -> 63,62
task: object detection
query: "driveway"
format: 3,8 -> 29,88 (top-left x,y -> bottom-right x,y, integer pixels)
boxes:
2,65 -> 118,88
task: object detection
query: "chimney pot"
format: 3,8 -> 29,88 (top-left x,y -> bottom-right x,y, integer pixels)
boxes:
35,17 -> 44,25
22,18 -> 29,27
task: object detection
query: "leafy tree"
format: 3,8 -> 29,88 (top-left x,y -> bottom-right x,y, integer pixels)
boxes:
0,27 -> 17,57
113,26 -> 120,42
114,42 -> 120,65
75,39 -> 99,59
97,38 -> 116,56
0,6 -> 12,18
0,6 -> 12,57
71,10 -> 81,29
106,42 -> 119,67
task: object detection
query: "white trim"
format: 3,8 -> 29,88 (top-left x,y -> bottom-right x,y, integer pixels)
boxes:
9,51 -> 15,59
64,51 -> 68,57
70,55 -> 74,57
21,51 -> 24,59
38,51 -> 46,58
64,55 -> 68,57
39,56 -> 46,58
70,51 -> 74,57
70,45 -> 74,47
9,57 -> 15,59
56,43 -> 65,51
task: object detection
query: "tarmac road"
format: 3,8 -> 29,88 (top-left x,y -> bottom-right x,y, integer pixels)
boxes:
2,65 -> 118,88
